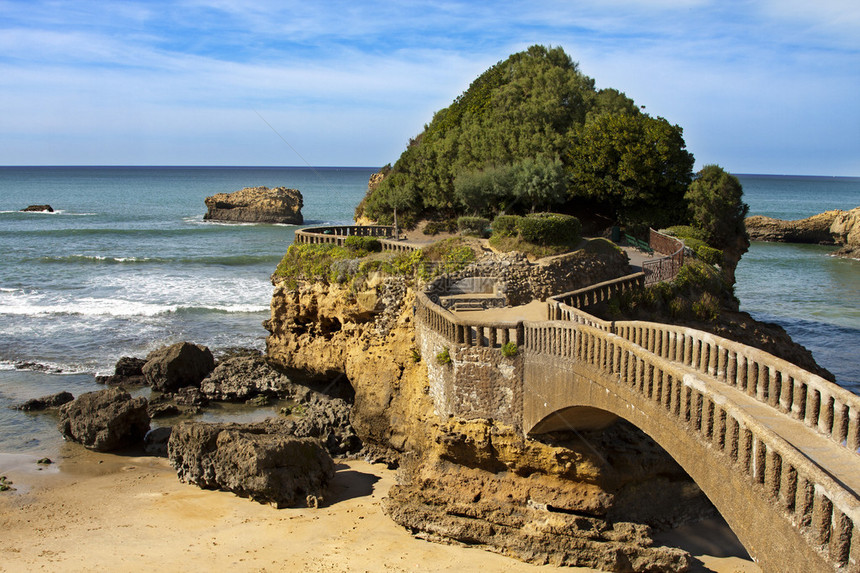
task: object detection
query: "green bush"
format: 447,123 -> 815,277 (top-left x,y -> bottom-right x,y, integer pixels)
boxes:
344,235 -> 382,253
457,216 -> 490,237
436,347 -> 452,365
696,244 -> 723,266
423,219 -> 458,235
516,213 -> 581,246
491,215 -> 521,238
500,342 -> 518,357
664,225 -> 709,242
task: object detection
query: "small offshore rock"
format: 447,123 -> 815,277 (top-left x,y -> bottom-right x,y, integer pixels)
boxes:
57,387 -> 150,452
36,458 -> 53,465
21,204 -> 54,212
143,342 -> 214,393
203,186 -> 303,224
13,391 -> 74,411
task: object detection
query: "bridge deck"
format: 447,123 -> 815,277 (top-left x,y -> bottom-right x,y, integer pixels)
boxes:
710,371 -> 860,496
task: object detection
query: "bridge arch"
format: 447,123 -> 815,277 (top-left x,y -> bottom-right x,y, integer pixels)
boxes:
522,321 -> 857,573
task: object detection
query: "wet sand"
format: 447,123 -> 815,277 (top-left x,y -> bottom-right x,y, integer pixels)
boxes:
0,447 -> 759,572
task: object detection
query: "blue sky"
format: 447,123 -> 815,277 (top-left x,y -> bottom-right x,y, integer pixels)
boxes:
1,0 -> 858,175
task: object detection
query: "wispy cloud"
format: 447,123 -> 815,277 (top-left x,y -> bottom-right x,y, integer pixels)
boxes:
0,0 -> 857,173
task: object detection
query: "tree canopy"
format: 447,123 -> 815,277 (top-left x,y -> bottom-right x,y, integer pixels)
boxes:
356,44 -> 695,229
684,165 -> 749,249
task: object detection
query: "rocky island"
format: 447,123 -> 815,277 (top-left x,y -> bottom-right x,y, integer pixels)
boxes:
746,206 -> 860,258
204,186 -> 303,224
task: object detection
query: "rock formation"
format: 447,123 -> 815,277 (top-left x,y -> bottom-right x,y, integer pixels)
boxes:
142,341 -> 215,392
20,204 -> 53,212
263,248 -> 713,570
57,388 -> 150,451
745,207 -> 860,259
745,210 -> 842,243
13,391 -> 74,411
167,419 -> 334,508
831,207 -> 860,258
204,186 -> 303,224
96,356 -> 146,385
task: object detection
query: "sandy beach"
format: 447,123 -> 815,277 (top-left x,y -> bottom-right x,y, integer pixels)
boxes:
0,445 -> 759,573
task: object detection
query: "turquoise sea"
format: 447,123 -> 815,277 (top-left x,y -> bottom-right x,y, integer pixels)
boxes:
0,168 -> 857,454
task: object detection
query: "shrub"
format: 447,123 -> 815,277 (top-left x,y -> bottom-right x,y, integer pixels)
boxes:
436,347 -> 452,365
457,216 -> 490,237
692,292 -> 720,322
664,225 -> 709,242
696,244 -> 723,266
424,219 -> 458,235
516,213 -> 581,246
500,342 -> 518,357
344,235 -> 382,253
491,215 -> 521,238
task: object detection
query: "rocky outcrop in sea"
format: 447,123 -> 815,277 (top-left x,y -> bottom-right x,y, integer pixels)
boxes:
745,206 -> 860,258
203,186 -> 303,224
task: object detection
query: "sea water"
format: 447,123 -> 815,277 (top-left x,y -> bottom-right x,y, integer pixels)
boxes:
0,168 -> 857,454
0,166 -> 374,454
735,175 -> 860,393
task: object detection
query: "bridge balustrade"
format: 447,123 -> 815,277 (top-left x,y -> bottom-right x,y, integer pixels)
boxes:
525,321 -> 860,571
294,225 -> 420,254
611,321 -> 860,456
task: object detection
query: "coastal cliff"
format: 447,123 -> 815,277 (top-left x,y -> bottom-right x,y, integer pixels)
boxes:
264,250 -> 712,571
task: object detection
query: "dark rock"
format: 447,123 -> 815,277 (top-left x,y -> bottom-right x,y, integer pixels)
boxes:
167,420 -> 334,507
57,388 -> 150,451
142,342 -> 214,393
37,458 -> 53,465
203,186 -> 303,224
144,427 -> 172,457
148,403 -> 181,418
279,393 -> 361,456
21,204 -> 53,212
13,391 -> 74,411
201,354 -> 297,401
96,356 -> 147,385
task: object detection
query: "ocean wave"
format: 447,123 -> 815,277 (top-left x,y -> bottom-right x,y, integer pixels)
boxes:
0,299 -> 269,318
30,253 -> 281,266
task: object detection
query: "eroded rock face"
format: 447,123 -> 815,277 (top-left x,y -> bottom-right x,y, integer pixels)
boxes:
200,354 -> 296,401
384,458 -> 692,572
96,356 -> 146,385
204,186 -> 303,224
143,342 -> 215,393
831,207 -> 860,258
167,419 -> 334,507
57,388 -> 150,451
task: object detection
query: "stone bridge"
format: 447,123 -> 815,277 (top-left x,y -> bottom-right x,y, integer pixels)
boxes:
416,273 -> 860,573
296,223 -> 859,571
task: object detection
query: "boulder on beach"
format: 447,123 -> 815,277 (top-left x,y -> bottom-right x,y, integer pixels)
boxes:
57,387 -> 150,451
142,342 -> 215,393
13,391 -> 74,411
200,354 -> 296,401
203,186 -> 303,224
167,419 -> 334,508
20,204 -> 54,212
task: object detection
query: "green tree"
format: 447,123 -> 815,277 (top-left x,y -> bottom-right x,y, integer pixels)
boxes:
566,113 -> 694,228
684,165 -> 749,249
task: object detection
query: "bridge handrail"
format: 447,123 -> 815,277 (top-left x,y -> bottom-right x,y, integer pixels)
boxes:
294,225 -> 420,254
525,320 -> 860,570
643,229 -> 685,286
611,320 -> 860,456
416,290 -> 524,348
543,263 -> 860,457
